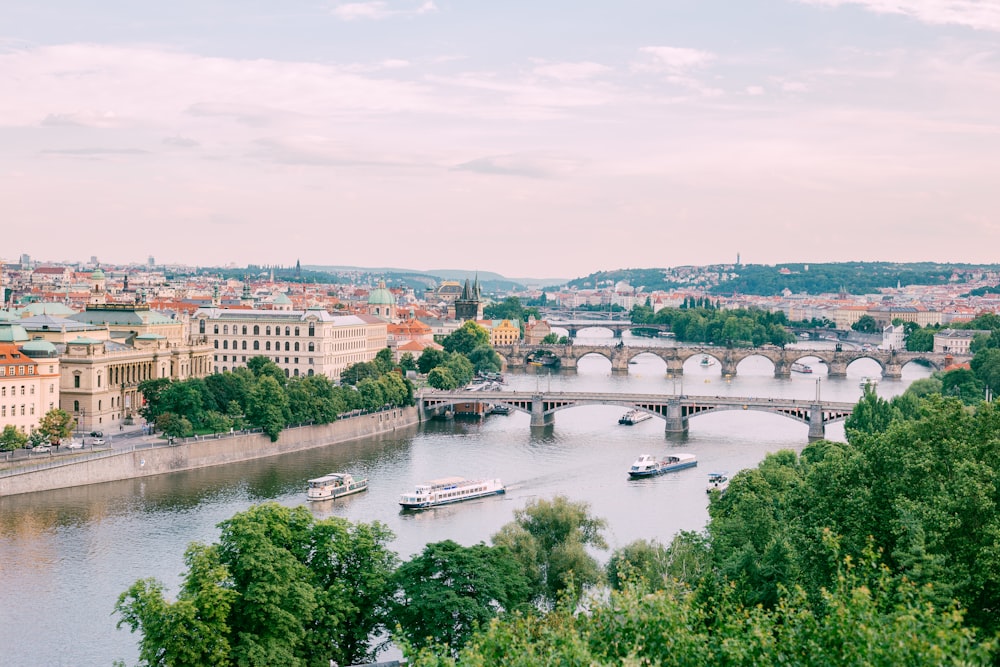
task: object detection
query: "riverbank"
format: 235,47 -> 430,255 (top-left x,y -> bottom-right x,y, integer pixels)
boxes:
0,407 -> 419,497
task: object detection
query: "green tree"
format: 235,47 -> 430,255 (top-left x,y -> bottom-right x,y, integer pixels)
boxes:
374,347 -> 395,374
203,369 -> 254,414
851,314 -> 878,333
0,424 -> 28,452
246,356 -> 286,385
37,408 -> 75,446
427,367 -> 458,390
844,386 -> 900,442
905,325 -> 937,351
286,375 -> 340,425
444,354 -> 474,387
492,495 -> 607,606
116,503 -> 399,667
466,345 -> 501,373
390,541 -> 531,652
939,367 -> 984,404
137,377 -> 173,422
970,347 -> 1000,397
246,375 -> 290,441
417,348 -> 447,375
398,352 -> 418,373
356,377 -> 387,410
158,379 -> 209,428
156,412 -> 194,438
442,321 -> 490,356
540,333 -> 560,344
606,539 -> 670,593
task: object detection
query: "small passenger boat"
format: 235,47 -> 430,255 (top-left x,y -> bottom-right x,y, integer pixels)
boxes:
791,362 -> 813,374
618,409 -> 652,425
628,453 -> 697,478
706,472 -> 730,494
399,477 -> 505,510
699,355 -> 715,367
491,404 -> 511,415
860,376 -> 879,390
306,473 -> 368,501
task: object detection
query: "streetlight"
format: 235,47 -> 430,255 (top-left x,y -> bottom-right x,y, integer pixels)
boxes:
815,378 -> 822,403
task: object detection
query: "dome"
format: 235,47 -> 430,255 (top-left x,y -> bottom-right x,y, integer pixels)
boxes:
0,310 -> 18,322
20,339 -> 59,357
367,280 -> 395,306
91,267 -> 106,280
0,322 -> 30,343
18,302 -> 77,317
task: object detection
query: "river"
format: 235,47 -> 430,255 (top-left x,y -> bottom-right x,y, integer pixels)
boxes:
0,335 -> 930,666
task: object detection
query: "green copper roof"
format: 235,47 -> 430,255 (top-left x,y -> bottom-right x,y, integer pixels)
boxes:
367,280 -> 394,306
0,322 -> 29,343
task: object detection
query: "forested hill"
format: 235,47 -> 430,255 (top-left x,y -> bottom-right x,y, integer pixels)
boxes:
567,262 -> 1000,296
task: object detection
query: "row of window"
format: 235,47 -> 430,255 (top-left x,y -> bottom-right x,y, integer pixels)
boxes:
213,340 -> 316,352
1,404 -> 33,417
216,366 -> 315,377
0,385 -> 38,397
0,365 -> 33,377
202,322 -> 317,337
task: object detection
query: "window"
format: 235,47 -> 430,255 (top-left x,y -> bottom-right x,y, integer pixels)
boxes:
214,325 -> 219,334
28,367 -> 34,375
284,342 -> 290,351
223,340 -> 229,349
97,375 -> 101,388
253,325 -> 260,335
308,342 -> 315,352
294,327 -> 300,336
242,325 -> 247,335
266,326 -> 271,335
253,341 -> 259,350
242,341 -> 247,350
98,400 -> 102,410
223,325 -> 229,334
214,340 -> 219,349
266,341 -> 271,351
199,319 -> 206,334
232,340 -> 237,350
74,375 -> 80,388
294,342 -> 299,351
285,327 -> 290,336
74,400 -> 79,412
309,322 -> 315,336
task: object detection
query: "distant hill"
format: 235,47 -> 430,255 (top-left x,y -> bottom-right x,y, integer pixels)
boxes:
567,262 -> 1000,296
304,265 -> 567,293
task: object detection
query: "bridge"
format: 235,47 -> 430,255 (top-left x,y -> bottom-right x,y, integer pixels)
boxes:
545,318 -> 847,340
418,390 -> 856,441
493,343 -> 967,379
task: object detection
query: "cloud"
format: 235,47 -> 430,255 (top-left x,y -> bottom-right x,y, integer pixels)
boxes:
453,153 -> 581,178
163,135 -> 200,148
796,0 -> 1000,32
40,147 -> 149,155
531,60 -> 612,82
41,110 -> 121,128
746,85 -> 766,95
331,0 -> 437,21
634,46 -> 715,74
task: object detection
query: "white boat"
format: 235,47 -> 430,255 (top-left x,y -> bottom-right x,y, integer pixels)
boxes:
628,453 -> 697,478
791,362 -> 813,374
706,472 -> 730,493
399,477 -> 505,510
618,409 -> 652,425
307,473 -> 368,501
860,376 -> 879,389
699,355 -> 715,367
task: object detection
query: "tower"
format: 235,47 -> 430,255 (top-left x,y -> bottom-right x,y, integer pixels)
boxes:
454,275 -> 482,321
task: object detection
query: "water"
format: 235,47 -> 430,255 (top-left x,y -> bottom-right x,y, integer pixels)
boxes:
0,334 -> 929,666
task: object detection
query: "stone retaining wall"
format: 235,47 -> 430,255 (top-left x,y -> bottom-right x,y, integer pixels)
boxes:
0,407 -> 419,497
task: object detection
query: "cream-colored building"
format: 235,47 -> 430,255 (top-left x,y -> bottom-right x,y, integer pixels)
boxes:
479,319 -> 521,347
933,329 -> 992,355
194,307 -> 388,381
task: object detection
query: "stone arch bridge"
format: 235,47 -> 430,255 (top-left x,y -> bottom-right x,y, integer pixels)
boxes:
419,390 -> 856,441
493,344 -> 965,379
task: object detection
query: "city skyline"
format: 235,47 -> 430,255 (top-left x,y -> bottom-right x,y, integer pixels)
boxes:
3,1 -> 999,276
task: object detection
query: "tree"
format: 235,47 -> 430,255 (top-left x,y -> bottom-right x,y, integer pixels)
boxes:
442,321 -> 490,356
246,356 -> 286,386
246,375 -> 289,441
466,345 -> 501,373
417,348 -> 447,375
905,326 -> 937,352
137,377 -> 173,422
606,539 -> 670,593
37,408 -> 75,446
398,352 -> 417,373
427,367 -> 458,390
0,424 -> 28,452
939,367 -> 984,404
970,347 -> 1000,397
844,386 -> 900,441
852,314 -> 878,333
157,412 -> 194,438
541,333 -> 560,344
492,496 -> 607,606
374,347 -> 395,374
444,354 -> 474,387
158,380 -> 209,428
115,503 -> 399,667
390,541 -> 531,652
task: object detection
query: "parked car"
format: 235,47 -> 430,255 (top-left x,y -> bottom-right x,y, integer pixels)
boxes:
32,444 -> 52,453
91,438 -> 106,446
65,441 -> 84,450
89,430 -> 103,438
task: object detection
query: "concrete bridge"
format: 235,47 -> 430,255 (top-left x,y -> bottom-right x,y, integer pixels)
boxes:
418,390 -> 856,440
547,319 -> 668,338
494,343 -> 966,379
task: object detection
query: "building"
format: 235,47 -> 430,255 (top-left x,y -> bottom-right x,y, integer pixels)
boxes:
367,280 -> 397,321
479,319 -> 521,347
524,316 -> 552,344
881,324 -> 905,351
194,307 -> 388,381
0,322 -> 61,435
933,329 -> 992,355
454,277 -> 482,321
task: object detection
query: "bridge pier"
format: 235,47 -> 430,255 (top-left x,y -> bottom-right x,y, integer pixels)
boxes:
530,395 -> 554,427
883,363 -> 902,379
808,404 -> 825,440
720,359 -> 737,378
560,356 -> 577,370
664,399 -> 689,437
827,361 -> 848,378
665,360 -> 684,377
773,358 -> 791,378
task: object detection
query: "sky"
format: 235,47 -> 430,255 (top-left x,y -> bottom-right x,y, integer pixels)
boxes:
2,0 -> 1000,279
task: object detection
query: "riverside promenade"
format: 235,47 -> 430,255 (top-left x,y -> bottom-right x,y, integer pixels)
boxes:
0,407 -> 419,497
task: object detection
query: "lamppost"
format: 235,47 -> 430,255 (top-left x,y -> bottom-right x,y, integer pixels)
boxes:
815,377 -> 822,403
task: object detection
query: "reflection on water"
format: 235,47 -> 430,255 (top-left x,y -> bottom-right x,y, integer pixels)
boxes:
0,341 -> 929,666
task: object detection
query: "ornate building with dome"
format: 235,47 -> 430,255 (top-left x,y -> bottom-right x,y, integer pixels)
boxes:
367,280 -> 397,321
